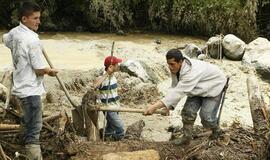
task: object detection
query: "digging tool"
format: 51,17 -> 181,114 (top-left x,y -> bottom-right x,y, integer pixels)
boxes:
102,41 -> 115,141
41,48 -> 85,134
217,77 -> 230,126
90,106 -> 168,115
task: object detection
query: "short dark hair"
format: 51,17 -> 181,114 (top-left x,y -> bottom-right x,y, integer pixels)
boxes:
18,1 -> 41,21
166,49 -> 184,62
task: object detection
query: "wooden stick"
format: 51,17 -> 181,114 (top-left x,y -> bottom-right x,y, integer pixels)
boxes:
0,124 -> 20,130
43,113 -> 62,122
0,130 -> 20,134
93,107 -> 168,115
0,144 -> 7,160
41,47 -> 79,108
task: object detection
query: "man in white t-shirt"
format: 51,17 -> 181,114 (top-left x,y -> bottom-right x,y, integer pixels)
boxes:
3,2 -> 58,159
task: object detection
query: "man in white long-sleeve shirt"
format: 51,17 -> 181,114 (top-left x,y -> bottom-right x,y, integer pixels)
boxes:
3,2 -> 58,159
144,49 -> 227,145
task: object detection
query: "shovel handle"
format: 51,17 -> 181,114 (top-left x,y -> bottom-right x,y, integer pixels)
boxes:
41,48 -> 79,108
95,107 -> 168,115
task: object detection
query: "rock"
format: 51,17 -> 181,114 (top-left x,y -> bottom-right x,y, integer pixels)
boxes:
154,39 -> 161,44
242,37 -> 270,79
222,34 -> 246,60
120,60 -> 167,83
182,43 -> 202,58
197,54 -> 207,60
120,60 -> 150,82
125,120 -> 145,140
206,36 -> 223,59
102,149 -> 160,160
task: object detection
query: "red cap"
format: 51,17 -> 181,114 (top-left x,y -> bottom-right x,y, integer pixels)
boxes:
104,56 -> 122,67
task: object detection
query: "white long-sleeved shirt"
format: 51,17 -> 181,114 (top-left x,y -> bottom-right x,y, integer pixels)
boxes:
2,23 -> 46,98
161,59 -> 227,108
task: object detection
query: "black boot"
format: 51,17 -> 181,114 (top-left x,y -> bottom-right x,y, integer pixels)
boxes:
172,124 -> 193,145
209,126 -> 224,140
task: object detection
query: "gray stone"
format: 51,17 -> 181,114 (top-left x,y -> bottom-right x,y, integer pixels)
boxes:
242,37 -> 270,79
182,43 -> 202,58
120,60 -> 168,83
206,36 -> 223,59
222,34 -> 246,60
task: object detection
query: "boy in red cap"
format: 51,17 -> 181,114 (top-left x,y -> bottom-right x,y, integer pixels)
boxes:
94,56 -> 125,140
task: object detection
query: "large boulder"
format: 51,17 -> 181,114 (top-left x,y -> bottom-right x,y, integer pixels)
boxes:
182,43 -> 202,58
242,37 -> 270,79
206,36 -> 223,59
120,60 -> 169,83
222,34 -> 246,60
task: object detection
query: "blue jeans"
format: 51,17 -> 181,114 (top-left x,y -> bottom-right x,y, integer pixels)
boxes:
104,112 -> 125,140
181,92 -> 222,128
20,96 -> 43,145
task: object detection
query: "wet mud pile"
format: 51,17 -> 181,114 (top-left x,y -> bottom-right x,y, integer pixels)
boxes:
66,123 -> 269,160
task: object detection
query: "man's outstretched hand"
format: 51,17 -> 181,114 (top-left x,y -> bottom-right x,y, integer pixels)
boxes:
143,104 -> 157,116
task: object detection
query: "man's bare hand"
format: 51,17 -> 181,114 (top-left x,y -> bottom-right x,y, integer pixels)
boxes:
48,69 -> 58,77
143,105 -> 157,116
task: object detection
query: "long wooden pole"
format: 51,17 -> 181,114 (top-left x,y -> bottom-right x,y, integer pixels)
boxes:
92,107 -> 167,115
41,47 -> 79,108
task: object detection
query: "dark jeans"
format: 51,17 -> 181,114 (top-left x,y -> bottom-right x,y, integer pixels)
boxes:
20,96 -> 43,145
181,92 -> 222,128
104,111 -> 125,140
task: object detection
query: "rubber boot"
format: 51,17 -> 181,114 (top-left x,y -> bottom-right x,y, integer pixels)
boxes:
209,126 -> 223,140
25,144 -> 43,160
171,124 -> 193,145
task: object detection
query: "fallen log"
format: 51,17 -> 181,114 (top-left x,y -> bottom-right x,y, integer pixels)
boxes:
247,76 -> 270,133
0,124 -> 20,130
246,76 -> 270,159
43,112 -> 62,122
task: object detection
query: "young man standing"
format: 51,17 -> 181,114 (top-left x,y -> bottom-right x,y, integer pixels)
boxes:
3,2 -> 58,159
144,49 -> 227,145
94,56 -> 125,141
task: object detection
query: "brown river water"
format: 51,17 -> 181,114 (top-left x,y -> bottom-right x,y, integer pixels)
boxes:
0,31 -> 206,71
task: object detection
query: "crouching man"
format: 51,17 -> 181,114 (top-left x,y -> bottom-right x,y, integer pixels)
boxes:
144,49 -> 227,145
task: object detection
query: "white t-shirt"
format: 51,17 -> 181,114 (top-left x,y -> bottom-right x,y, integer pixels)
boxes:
3,23 -> 46,98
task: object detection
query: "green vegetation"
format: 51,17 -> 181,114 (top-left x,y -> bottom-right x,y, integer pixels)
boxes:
0,0 -> 268,42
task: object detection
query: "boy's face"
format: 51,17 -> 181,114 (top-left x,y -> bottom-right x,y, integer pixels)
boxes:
22,11 -> 41,31
112,63 -> 119,72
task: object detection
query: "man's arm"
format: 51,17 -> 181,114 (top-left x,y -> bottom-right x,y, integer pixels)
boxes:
35,67 -> 58,77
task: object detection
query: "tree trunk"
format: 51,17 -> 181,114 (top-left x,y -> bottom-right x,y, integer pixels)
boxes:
247,76 -> 269,133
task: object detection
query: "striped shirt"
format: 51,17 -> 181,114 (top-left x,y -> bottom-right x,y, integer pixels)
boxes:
97,74 -> 120,108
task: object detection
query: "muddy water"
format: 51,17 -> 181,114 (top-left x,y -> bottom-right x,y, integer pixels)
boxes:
0,32 -> 206,71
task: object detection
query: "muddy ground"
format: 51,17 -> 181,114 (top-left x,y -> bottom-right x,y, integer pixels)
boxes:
0,33 -> 270,159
